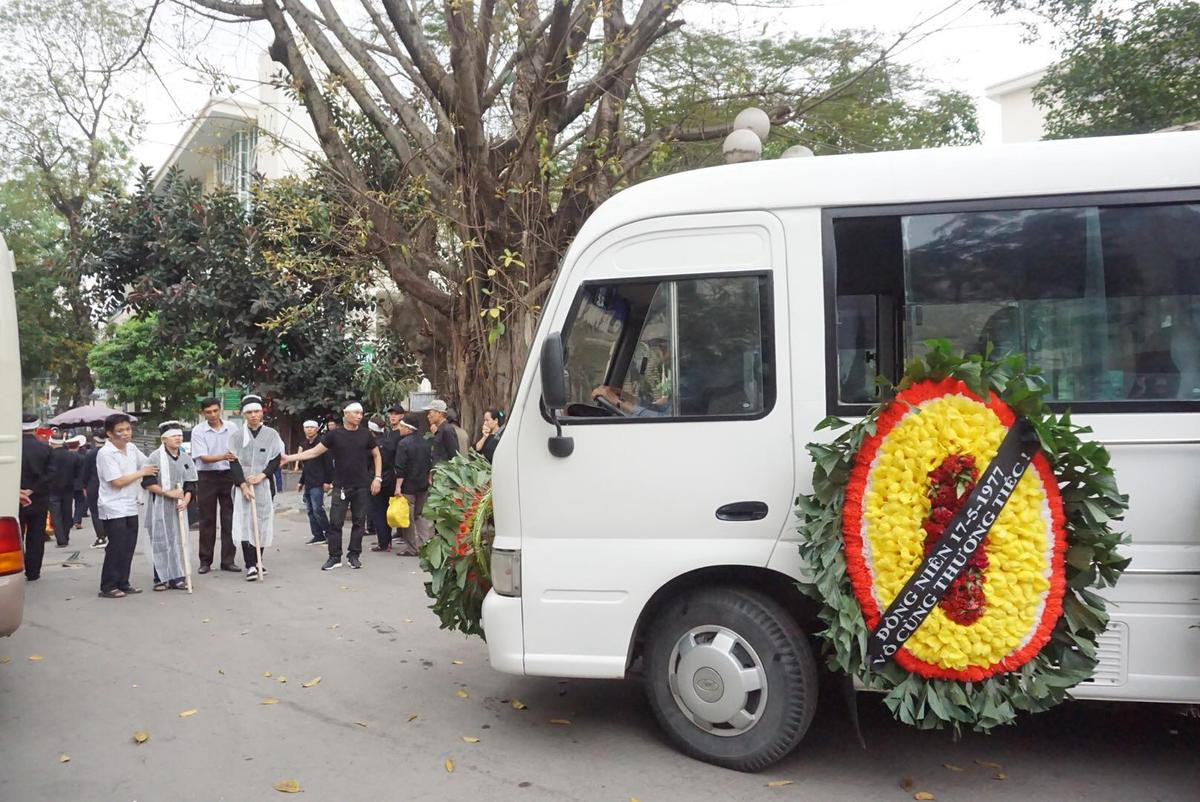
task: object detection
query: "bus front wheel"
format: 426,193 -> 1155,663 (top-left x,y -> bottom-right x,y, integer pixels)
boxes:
643,586 -> 818,771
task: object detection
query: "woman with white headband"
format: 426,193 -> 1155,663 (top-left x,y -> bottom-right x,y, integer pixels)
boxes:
142,422 -> 198,591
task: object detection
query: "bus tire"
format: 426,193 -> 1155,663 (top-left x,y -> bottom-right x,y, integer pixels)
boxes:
643,586 -> 817,771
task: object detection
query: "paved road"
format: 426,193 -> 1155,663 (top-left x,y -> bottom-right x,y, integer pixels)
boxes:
1,492 -> 1197,801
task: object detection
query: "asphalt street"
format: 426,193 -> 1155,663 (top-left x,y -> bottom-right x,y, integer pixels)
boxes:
1,490 -> 1197,802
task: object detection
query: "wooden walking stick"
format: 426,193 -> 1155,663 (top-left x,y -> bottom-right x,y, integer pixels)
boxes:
176,481 -> 193,593
249,487 -> 264,581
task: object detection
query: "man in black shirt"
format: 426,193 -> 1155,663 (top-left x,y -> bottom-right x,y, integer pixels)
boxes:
46,435 -> 79,548
366,405 -> 404,552
80,433 -> 108,548
283,402 -> 382,571
19,415 -> 55,580
424,399 -> 459,465
393,413 -> 432,555
296,420 -> 332,546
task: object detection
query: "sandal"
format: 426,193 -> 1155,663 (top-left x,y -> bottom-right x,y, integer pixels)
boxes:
119,586 -> 143,595
153,583 -> 168,592
98,589 -> 127,599
168,581 -> 186,590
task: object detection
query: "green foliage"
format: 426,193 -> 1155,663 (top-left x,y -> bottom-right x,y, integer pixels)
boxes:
82,168 -> 411,417
419,453 -> 494,640
86,313 -> 215,418
989,0 -> 1200,137
796,341 -> 1130,732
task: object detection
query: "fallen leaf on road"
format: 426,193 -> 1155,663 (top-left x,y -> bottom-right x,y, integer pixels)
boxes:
58,754 -> 70,763
914,793 -> 936,801
240,630 -> 249,636
548,719 -> 571,725
264,671 -> 272,677
278,676 -> 287,683
28,655 -> 43,662
899,777 -> 915,791
462,736 -> 479,743
403,618 -> 413,623
355,721 -> 368,728
273,779 -> 302,793
511,699 -> 527,710
456,689 -> 469,699
994,773 -> 1008,781
133,730 -> 149,744
975,760 -> 1003,769
201,618 -> 210,623
217,669 -> 225,675
408,714 -> 418,722
943,764 -> 963,772
179,709 -> 198,718
0,656 -> 11,664
444,759 -> 455,773
451,660 -> 464,665
328,624 -> 338,630
302,676 -> 321,688
766,780 -> 793,787
261,698 -> 280,705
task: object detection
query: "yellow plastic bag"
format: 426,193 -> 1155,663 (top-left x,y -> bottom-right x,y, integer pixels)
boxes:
387,495 -> 411,529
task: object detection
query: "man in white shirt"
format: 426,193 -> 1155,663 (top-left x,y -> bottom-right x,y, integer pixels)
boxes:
96,413 -> 158,598
190,397 -> 241,573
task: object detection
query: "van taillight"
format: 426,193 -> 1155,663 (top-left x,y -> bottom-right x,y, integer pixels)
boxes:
0,517 -> 23,576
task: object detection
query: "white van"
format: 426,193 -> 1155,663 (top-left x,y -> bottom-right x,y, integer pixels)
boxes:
483,132 -> 1200,769
0,233 -> 25,636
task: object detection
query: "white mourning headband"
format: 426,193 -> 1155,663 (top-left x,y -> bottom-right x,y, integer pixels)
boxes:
241,403 -> 263,413
343,402 -> 363,413
160,428 -> 183,438
303,420 -> 319,428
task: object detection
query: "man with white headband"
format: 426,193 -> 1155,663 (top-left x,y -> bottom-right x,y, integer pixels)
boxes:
230,395 -> 285,581
142,422 -> 198,590
46,432 -> 80,548
296,419 -> 332,546
282,400 -> 382,571
19,414 -> 55,581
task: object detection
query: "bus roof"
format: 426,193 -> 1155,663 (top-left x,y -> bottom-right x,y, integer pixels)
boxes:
576,131 -> 1200,251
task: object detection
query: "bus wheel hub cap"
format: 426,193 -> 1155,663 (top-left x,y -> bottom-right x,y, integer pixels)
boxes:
667,625 -> 768,736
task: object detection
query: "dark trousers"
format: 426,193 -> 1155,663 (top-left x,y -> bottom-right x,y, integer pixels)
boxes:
19,497 -> 48,580
48,494 -> 73,546
99,515 -> 138,592
327,485 -> 369,560
86,489 -> 106,540
303,486 -> 329,540
242,541 -> 260,569
196,471 -> 237,567
73,489 -> 86,524
367,492 -> 392,548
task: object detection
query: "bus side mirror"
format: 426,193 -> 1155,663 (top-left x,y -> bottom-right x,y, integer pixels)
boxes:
541,333 -> 573,458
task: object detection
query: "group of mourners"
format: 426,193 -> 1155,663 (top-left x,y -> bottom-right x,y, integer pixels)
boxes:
17,393 -> 505,597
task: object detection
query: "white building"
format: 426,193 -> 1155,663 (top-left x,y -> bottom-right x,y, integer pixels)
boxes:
154,54 -> 318,197
984,68 -> 1050,143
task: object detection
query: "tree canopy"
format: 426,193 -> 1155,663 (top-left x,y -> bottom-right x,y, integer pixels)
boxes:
990,0 -> 1200,137
181,0 -> 980,422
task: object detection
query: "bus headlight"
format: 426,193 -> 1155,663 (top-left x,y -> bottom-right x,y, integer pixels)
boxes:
491,548 -> 521,597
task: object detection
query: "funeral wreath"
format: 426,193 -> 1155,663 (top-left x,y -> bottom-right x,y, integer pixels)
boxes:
796,342 -> 1130,731
420,452 -> 494,639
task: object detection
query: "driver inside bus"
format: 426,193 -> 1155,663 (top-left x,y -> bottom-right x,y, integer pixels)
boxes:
591,336 -> 673,416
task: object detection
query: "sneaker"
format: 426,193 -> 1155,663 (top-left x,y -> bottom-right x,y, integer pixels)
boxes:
90,538 -> 107,549
245,566 -> 259,581
322,557 -> 341,571
348,555 -> 362,569
306,536 -> 327,546
369,544 -> 390,552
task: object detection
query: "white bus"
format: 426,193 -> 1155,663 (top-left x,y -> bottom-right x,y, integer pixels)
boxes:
482,132 -> 1200,770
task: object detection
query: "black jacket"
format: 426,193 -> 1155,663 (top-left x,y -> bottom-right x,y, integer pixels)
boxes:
375,430 -> 400,488
81,447 -> 101,494
20,434 -> 54,500
298,437 -> 333,487
47,448 -> 79,495
394,433 -> 432,493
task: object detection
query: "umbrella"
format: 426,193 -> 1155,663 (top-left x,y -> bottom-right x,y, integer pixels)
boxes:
47,405 -> 139,426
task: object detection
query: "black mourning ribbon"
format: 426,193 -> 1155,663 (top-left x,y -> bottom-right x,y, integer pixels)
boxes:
867,416 -> 1041,666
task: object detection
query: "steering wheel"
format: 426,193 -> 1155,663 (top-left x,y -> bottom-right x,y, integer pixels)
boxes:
593,394 -> 627,417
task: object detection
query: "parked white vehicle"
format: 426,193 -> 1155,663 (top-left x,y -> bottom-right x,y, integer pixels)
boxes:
483,132 -> 1200,769
0,233 -> 26,636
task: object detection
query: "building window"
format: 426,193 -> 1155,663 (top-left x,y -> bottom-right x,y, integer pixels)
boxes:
218,128 -> 258,205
